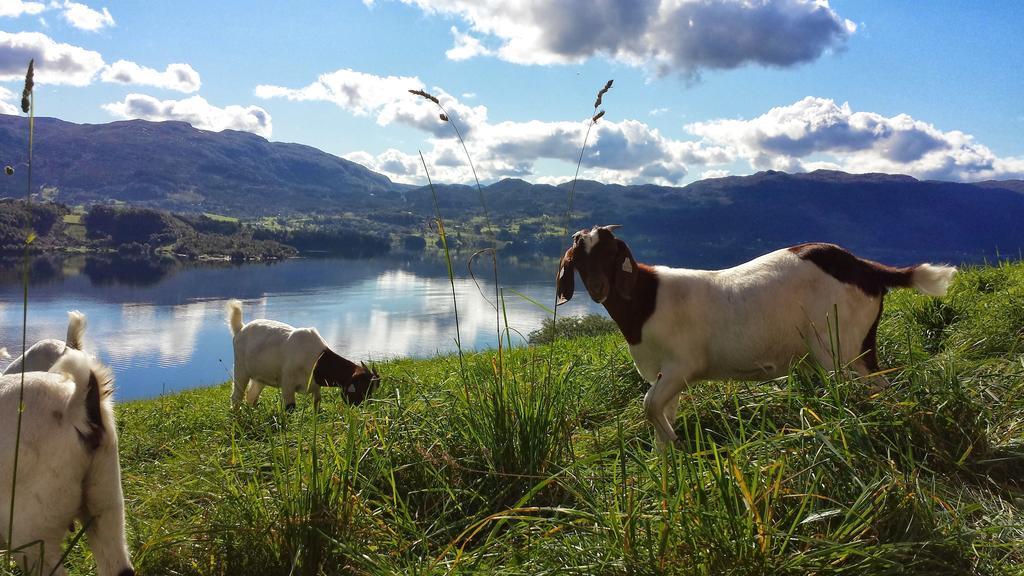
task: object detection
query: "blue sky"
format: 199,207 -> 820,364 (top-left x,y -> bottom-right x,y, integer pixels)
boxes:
0,0 -> 1021,186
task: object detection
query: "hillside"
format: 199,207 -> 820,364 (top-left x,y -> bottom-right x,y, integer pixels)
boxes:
0,115 -> 407,214
1,114 -> 1023,265
403,171 -> 1024,265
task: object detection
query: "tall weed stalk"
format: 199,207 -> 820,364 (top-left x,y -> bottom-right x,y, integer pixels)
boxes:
4,59 -> 35,574
407,82 -> 612,496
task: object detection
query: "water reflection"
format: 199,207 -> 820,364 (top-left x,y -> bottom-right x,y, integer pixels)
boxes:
0,256 -> 600,400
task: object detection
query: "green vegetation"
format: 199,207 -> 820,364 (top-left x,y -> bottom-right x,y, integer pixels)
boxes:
202,212 -> 240,224
33,261 -> 1024,575
528,312 -> 619,344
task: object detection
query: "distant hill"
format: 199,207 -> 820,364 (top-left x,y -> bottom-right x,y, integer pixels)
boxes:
0,114 -> 408,214
400,170 -> 1024,266
0,114 -> 1022,265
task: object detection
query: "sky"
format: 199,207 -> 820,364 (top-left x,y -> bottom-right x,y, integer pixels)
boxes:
0,0 -> 1021,187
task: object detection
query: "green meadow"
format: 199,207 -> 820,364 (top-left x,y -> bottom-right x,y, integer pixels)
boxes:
41,260 -> 1024,575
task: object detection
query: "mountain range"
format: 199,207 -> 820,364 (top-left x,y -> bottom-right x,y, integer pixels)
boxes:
0,114 -> 1021,266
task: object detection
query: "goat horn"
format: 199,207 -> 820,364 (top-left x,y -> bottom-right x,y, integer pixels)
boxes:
603,224 -> 623,232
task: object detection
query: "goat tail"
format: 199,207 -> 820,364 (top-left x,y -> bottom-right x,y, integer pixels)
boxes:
226,299 -> 244,336
66,309 -> 87,350
0,347 -> 8,360
910,263 -> 957,297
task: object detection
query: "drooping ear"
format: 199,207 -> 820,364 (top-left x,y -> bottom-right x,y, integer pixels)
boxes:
613,239 -> 637,299
556,245 -> 575,305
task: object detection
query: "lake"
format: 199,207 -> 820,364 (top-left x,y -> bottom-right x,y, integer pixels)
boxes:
0,254 -> 603,400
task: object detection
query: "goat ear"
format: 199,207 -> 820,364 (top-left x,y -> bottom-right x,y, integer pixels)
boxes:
556,245 -> 575,305
613,239 -> 637,300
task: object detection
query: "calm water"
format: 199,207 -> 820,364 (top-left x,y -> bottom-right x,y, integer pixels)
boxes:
0,254 -> 602,400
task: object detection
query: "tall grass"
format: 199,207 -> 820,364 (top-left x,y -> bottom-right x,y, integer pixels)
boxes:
404,81 -> 616,500
3,59 -> 41,575
24,260 -> 1013,575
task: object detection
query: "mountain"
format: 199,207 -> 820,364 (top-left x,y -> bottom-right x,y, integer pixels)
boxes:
0,114 -> 1021,266
0,114 -> 409,214
399,170 -> 1024,266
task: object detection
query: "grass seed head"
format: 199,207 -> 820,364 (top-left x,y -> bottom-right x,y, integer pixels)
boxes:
440,113 -> 449,122
20,59 -> 34,113
409,88 -> 440,105
593,79 -> 613,110
592,110 -> 605,123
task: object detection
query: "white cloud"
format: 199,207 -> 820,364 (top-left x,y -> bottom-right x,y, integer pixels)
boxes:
102,93 -> 273,138
264,68 -> 735,185
0,0 -> 114,31
700,169 -> 730,179
0,0 -> 45,17
648,107 -> 669,116
392,0 -> 854,76
256,68 -> 488,138
266,69 -> 1024,186
445,26 -> 491,61
0,31 -> 104,85
0,86 -> 18,114
100,60 -> 201,92
345,148 -> 423,181
59,0 -> 114,31
256,68 -> 422,115
687,96 -> 1024,181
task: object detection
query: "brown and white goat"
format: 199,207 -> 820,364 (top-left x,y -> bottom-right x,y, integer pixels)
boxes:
0,354 -> 134,576
226,300 -> 380,410
556,225 -> 957,445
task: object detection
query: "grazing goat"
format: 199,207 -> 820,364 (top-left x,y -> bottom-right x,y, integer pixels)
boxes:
556,225 -> 957,445
0,355 -> 134,576
226,300 -> 380,410
2,310 -> 88,376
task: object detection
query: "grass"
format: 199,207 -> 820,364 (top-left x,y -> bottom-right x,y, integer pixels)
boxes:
21,260 -> 1022,575
202,213 -> 240,223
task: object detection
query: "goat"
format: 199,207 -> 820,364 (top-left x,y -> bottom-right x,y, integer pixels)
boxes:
226,300 -> 380,410
0,354 -> 134,576
556,225 -> 957,445
2,310 -> 88,376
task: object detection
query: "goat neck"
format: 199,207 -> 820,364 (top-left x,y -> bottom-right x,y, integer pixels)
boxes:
600,262 -> 658,345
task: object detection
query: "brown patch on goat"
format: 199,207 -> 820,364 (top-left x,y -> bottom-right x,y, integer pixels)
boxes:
789,243 -> 918,297
558,227 -> 659,345
313,349 -> 379,405
860,300 -> 884,372
602,263 -> 659,345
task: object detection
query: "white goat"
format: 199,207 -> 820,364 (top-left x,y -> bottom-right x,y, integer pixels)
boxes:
556,225 -> 957,445
0,354 -> 134,576
226,300 -> 379,410
2,310 -> 88,376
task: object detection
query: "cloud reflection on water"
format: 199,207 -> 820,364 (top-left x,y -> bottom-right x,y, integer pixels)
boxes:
0,259 -> 600,398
